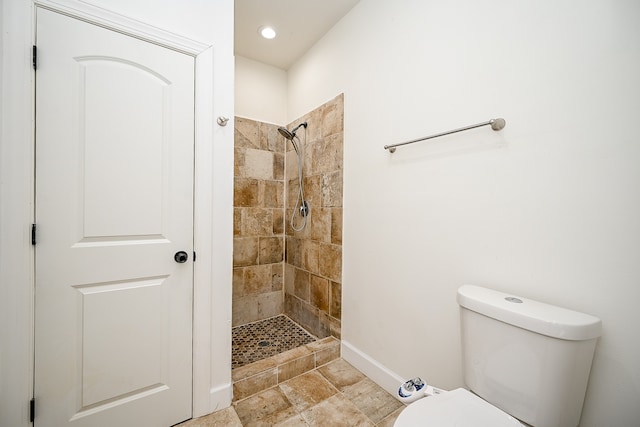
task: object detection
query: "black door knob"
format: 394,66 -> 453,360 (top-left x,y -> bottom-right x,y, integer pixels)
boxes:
174,251 -> 188,263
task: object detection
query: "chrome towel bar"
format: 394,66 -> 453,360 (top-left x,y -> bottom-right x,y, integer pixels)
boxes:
384,118 -> 506,153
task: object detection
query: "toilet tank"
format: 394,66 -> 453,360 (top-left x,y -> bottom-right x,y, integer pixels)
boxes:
457,285 -> 601,427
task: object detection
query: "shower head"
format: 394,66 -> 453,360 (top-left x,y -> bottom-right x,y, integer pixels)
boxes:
278,127 -> 295,141
278,122 -> 307,141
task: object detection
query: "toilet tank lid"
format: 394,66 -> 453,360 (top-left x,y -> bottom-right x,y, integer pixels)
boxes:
457,285 -> 602,340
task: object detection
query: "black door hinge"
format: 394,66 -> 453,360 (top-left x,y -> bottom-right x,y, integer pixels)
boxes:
32,46 -> 37,70
29,398 -> 35,422
31,224 -> 36,245
193,251 -> 197,262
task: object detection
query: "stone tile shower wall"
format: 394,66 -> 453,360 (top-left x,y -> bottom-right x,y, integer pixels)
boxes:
232,94 -> 343,339
285,94 -> 343,339
233,118 -> 285,326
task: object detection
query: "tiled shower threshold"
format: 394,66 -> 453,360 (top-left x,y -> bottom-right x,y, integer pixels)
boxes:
232,315 -> 340,402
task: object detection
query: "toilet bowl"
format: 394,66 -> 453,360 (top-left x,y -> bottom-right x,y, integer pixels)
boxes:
394,388 -> 523,427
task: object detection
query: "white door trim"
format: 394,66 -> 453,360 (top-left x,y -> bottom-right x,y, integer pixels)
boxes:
192,44 -> 234,415
34,0 -> 208,56
0,1 -> 37,426
0,1 -> 233,422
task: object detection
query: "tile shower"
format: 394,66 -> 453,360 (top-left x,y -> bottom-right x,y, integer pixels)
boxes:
233,94 -> 344,369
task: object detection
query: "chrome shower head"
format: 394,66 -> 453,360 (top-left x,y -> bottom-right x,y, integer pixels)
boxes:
278,122 -> 307,141
278,127 -> 295,141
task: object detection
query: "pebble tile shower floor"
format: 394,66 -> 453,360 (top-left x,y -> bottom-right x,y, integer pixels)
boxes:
232,315 -> 317,369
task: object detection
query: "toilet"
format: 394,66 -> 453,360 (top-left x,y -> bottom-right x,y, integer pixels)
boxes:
394,285 -> 601,427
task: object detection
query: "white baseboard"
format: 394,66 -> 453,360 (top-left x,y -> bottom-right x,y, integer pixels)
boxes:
341,340 -> 406,397
208,382 -> 233,414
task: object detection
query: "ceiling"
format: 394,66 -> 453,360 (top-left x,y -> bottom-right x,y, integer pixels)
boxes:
235,0 -> 360,70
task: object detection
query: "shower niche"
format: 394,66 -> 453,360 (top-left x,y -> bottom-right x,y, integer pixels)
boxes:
232,94 -> 344,367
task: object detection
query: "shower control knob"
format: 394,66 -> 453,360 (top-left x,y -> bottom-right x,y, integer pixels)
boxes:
174,251 -> 188,263
299,201 -> 310,217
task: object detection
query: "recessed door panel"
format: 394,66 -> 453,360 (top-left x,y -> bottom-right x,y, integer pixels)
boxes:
78,277 -> 167,408
82,58 -> 168,238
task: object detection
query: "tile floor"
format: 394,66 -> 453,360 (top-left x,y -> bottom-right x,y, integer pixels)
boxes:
179,358 -> 405,427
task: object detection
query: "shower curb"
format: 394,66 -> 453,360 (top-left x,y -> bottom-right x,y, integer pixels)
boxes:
231,336 -> 340,402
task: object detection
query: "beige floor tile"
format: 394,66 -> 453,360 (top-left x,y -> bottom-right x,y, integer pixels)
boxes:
300,394 -> 375,427
244,406 -> 299,427
279,370 -> 338,412
342,378 -> 404,424
177,406 -> 242,427
376,405 -> 406,427
273,413 -> 309,426
185,357 -> 406,427
317,358 -> 365,391
234,387 -> 293,425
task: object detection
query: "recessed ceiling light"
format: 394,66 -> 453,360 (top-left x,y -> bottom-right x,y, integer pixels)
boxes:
259,26 -> 277,40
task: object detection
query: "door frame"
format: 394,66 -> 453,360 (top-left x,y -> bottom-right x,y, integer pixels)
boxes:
0,0 -> 234,424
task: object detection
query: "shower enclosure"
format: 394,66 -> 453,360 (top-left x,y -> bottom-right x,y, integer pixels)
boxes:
232,94 -> 344,375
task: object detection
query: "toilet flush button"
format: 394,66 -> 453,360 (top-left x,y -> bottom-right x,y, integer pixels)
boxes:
505,297 -> 523,304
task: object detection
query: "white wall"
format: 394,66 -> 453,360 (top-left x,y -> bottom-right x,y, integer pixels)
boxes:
235,55 -> 287,124
76,0 -> 224,44
0,0 -> 234,425
288,1 -> 640,426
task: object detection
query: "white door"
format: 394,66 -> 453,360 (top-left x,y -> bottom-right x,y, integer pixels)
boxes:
34,8 -> 194,427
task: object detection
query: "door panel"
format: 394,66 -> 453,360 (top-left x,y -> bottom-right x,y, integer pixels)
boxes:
35,8 -> 194,427
79,277 -> 167,408
82,57 -> 168,238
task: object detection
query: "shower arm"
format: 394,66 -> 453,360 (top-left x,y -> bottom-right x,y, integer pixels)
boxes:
384,118 -> 506,153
